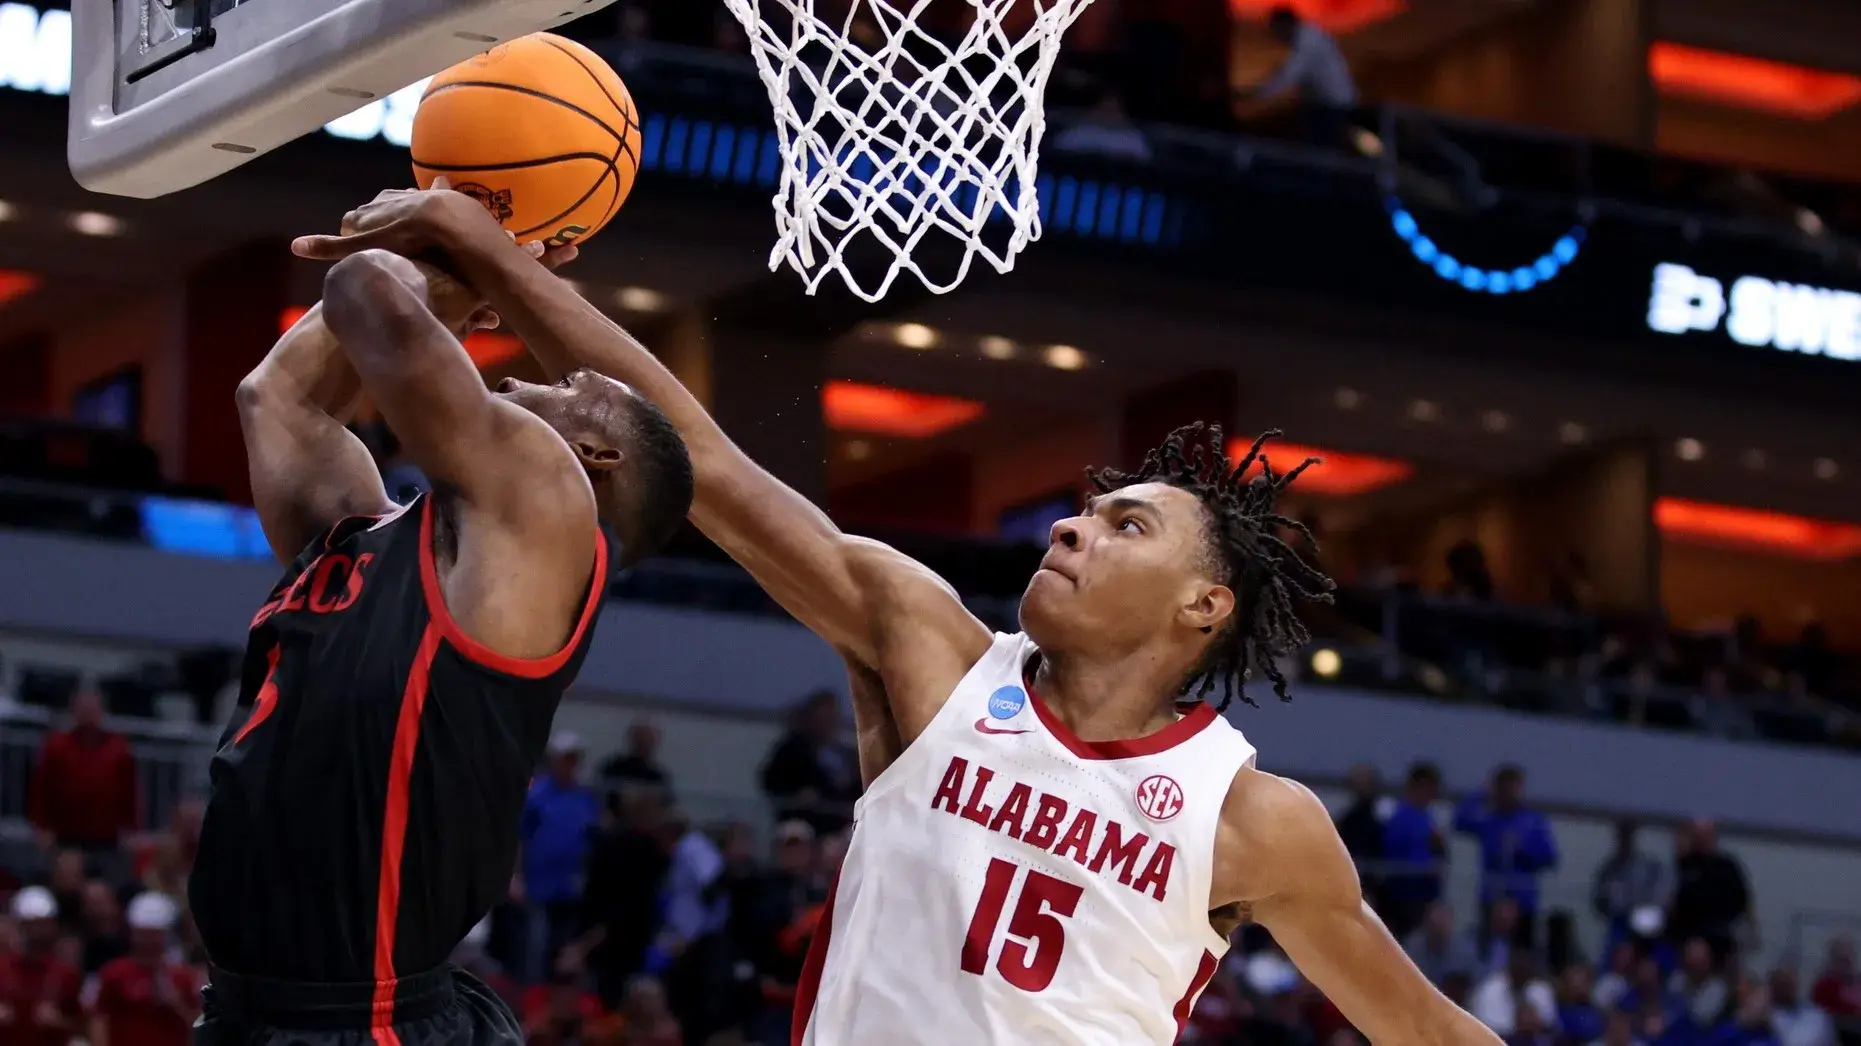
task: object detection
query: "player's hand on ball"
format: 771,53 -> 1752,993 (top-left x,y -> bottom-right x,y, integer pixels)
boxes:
295,178 -> 576,271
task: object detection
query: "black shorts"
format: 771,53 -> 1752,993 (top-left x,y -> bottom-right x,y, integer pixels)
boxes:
193,964 -> 521,1046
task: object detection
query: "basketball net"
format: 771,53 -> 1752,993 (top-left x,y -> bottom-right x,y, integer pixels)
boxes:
721,0 -> 1096,302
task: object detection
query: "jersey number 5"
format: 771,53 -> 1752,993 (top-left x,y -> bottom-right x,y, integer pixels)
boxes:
961,857 -> 1084,992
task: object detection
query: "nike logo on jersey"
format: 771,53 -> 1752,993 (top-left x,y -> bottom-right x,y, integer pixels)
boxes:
974,718 -> 1032,736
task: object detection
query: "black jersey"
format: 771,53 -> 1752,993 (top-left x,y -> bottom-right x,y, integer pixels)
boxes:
190,493 -> 609,1000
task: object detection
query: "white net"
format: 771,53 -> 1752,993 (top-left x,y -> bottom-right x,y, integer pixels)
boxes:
721,0 -> 1095,302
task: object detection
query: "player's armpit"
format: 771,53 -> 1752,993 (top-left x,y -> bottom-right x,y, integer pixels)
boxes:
236,303 -> 394,566
1217,771 -> 1501,1046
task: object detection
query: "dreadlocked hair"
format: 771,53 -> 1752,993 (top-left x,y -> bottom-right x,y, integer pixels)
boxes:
1088,423 -> 1336,711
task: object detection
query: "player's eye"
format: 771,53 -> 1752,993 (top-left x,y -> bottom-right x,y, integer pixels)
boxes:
554,374 -> 574,389
1118,517 -> 1143,534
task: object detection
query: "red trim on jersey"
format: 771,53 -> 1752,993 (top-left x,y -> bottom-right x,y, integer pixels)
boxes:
370,623 -> 442,1043
790,868 -> 842,1046
1172,950 -> 1220,1042
416,496 -> 608,679
1024,666 -> 1219,760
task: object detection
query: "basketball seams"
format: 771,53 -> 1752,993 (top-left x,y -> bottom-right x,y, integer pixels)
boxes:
539,37 -> 631,122
410,151 -> 617,173
414,36 -> 643,245
419,80 -> 627,145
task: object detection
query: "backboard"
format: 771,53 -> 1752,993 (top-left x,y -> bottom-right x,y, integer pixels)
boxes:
70,0 -> 624,198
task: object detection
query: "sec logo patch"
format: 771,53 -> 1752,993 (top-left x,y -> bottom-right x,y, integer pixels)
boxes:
987,685 -> 1026,720
1136,774 -> 1184,822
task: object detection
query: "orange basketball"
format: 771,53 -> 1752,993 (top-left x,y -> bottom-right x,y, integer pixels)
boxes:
411,33 -> 642,248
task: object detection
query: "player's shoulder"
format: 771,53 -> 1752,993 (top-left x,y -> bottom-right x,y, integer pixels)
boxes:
840,535 -> 991,662
1215,766 -> 1357,904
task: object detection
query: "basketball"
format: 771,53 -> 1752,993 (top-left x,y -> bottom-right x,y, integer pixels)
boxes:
410,33 -> 643,248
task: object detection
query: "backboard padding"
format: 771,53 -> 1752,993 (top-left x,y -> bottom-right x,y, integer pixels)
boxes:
70,0 -> 623,197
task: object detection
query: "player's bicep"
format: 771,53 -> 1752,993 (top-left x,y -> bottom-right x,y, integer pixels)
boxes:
1249,783 -> 1497,1046
236,365 -> 392,566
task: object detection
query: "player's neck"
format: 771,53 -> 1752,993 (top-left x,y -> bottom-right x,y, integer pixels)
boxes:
1030,648 -> 1190,743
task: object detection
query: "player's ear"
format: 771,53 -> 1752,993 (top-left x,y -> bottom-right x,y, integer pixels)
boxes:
1182,583 -> 1234,635
571,441 -> 624,473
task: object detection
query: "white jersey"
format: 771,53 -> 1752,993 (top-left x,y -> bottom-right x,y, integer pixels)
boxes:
797,632 -> 1259,1045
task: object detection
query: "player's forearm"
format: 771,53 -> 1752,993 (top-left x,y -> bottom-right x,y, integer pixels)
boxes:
236,304 -> 365,422
448,236 -> 732,464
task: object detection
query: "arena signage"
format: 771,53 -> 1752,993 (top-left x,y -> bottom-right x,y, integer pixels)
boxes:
0,2 -> 420,147
1646,262 -> 1861,361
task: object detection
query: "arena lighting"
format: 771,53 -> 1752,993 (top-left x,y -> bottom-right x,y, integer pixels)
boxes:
68,211 -> 123,237
1654,498 -> 1861,561
1649,42 -> 1861,120
1226,437 -> 1412,497
977,336 -> 1017,360
1309,648 -> 1342,679
892,323 -> 939,350
277,307 -> 522,369
821,380 -> 985,439
0,268 -> 38,307
1227,0 -> 1405,34
614,286 -> 668,313
1385,197 -> 1585,295
1042,345 -> 1088,371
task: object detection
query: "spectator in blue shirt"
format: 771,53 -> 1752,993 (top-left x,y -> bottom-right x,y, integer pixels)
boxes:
1380,761 -> 1445,940
1455,764 -> 1558,946
521,731 -> 601,981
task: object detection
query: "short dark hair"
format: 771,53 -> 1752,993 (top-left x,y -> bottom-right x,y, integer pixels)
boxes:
1408,761 -> 1442,787
1089,423 -> 1335,711
1268,5 -> 1300,31
603,396 -> 693,569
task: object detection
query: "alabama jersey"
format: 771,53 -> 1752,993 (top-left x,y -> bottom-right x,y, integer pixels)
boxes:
795,632 -> 1258,1046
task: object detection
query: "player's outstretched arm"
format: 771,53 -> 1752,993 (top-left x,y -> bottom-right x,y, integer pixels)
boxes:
236,303 -> 395,565
295,190 -> 991,732
1217,770 -> 1502,1046
320,249 -> 601,659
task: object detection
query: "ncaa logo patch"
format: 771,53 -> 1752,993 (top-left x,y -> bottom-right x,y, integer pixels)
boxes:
987,685 -> 1027,720
1136,774 -> 1185,822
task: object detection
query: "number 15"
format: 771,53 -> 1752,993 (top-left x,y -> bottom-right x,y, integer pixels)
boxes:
961,857 -> 1084,993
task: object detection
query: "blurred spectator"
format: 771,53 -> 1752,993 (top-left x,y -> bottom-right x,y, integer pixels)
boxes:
1053,89 -> 1153,163
1592,819 -> 1668,948
1240,6 -> 1357,148
1476,900 -> 1525,979
1669,820 -> 1751,962
1810,937 -> 1859,1018
615,976 -> 682,1046
1669,937 -> 1731,1027
522,968 -> 617,1046
28,690 -> 139,864
1594,1008 -> 1638,1046
599,718 -> 673,804
1404,902 -> 1477,988
658,811 -> 731,1041
577,792 -> 673,1005
1444,539 -> 1496,602
78,880 -> 128,973
1556,965 -> 1606,1044
1470,950 -> 1556,1037
1724,973 -> 1781,1046
0,887 -> 83,1046
730,820 -> 816,1043
46,850 -> 87,935
1333,764 -> 1386,906
1455,765 -> 1558,945
86,892 -> 199,1046
761,691 -> 860,835
522,732 -> 602,982
1692,668 -> 1757,740
1510,999 -> 1556,1046
1620,954 -> 1680,1022
1593,941 -> 1637,1011
1770,966 -> 1837,1046
1380,761 -> 1445,938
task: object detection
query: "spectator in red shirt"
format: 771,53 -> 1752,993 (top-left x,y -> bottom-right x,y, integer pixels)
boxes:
87,893 -> 199,1046
29,691 -> 140,857
1811,936 -> 1859,1018
0,886 -> 84,1046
